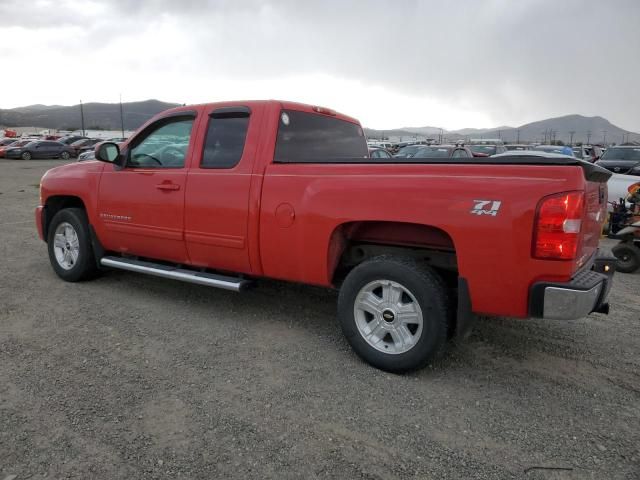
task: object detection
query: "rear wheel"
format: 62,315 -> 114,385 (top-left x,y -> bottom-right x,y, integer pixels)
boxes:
47,208 -> 98,281
21,151 -> 32,160
60,151 -> 70,160
338,256 -> 449,372
612,242 -> 640,273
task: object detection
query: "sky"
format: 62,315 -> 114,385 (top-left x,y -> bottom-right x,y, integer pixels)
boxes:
1,0 -> 639,131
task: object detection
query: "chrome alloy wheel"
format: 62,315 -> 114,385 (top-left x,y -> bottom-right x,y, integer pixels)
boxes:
53,222 -> 80,270
353,280 -> 424,354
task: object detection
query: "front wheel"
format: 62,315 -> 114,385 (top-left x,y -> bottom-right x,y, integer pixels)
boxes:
338,256 -> 449,373
47,208 -> 98,281
60,151 -> 70,160
21,151 -> 32,160
612,242 -> 640,273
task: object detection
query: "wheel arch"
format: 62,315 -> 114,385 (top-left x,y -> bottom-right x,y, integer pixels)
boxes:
327,220 -> 457,284
43,195 -> 87,241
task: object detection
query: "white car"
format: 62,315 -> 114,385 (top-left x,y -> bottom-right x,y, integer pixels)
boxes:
607,173 -> 640,210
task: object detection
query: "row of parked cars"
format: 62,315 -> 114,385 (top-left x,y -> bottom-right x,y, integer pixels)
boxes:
368,139 -> 640,175
0,135 -> 127,160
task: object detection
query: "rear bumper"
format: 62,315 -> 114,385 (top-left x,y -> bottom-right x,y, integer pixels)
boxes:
529,251 -> 616,320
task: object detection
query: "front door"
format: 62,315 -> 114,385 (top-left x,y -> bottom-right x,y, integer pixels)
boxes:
97,114 -> 197,264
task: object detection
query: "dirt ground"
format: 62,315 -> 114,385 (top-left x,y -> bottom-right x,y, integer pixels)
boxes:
1,159 -> 638,479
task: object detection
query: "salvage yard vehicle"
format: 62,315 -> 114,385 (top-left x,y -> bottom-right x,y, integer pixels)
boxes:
468,139 -> 507,156
6,140 -> 75,160
596,146 -> 640,175
35,100 -> 615,372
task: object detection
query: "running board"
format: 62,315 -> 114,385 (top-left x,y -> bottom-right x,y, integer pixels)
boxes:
100,256 -> 251,292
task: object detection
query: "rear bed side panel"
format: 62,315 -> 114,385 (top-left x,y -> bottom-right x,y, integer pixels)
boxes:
259,163 -> 588,318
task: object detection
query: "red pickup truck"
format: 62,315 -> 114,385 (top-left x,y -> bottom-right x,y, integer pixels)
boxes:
36,100 -> 615,372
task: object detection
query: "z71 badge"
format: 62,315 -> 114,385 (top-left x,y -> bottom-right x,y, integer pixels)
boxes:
471,200 -> 502,216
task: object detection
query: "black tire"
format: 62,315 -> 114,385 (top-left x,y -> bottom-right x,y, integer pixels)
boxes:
612,243 -> 640,273
338,256 -> 449,373
60,151 -> 70,160
47,208 -> 98,282
21,151 -> 32,160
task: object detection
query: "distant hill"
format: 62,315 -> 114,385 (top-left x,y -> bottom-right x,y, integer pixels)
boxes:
0,99 -> 179,131
366,114 -> 638,145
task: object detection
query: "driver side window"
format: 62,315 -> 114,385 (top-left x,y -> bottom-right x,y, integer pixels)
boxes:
128,118 -> 194,168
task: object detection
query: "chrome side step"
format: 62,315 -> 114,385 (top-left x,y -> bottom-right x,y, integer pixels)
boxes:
100,256 -> 251,292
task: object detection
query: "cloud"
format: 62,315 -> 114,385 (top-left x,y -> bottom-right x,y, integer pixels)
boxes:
0,0 -> 639,130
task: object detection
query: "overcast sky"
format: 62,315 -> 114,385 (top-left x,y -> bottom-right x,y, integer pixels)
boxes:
1,0 -> 639,130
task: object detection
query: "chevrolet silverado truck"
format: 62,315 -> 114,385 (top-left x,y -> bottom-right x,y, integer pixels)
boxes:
36,100 -> 615,372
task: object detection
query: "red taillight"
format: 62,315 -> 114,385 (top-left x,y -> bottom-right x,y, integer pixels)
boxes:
533,191 -> 584,260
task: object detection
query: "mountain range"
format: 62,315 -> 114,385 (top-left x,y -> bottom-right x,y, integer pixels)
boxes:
0,100 -> 637,144
366,114 -> 638,145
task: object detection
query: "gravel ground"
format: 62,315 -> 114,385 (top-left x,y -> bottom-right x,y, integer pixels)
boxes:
1,159 -> 639,480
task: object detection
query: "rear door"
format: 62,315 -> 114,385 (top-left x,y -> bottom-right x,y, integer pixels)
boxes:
183,105 -> 263,274
96,112 -> 198,263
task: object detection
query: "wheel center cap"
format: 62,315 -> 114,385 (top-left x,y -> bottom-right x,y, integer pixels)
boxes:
382,309 -> 396,323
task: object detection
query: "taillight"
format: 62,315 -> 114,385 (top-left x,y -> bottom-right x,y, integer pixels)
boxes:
533,191 -> 584,260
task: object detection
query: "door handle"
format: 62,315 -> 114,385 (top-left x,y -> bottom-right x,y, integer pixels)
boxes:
156,183 -> 180,191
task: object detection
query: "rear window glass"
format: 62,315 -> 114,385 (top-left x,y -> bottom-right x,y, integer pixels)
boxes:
412,147 -> 452,158
201,115 -> 249,169
469,145 -> 497,155
274,110 -> 367,162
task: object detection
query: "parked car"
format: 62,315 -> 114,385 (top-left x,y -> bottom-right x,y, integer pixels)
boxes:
0,139 -> 31,158
0,138 -> 18,147
393,144 -> 423,158
368,147 -> 393,159
77,150 -> 96,162
572,145 -> 602,163
58,135 -> 88,145
408,145 -> 474,159
607,173 -> 640,211
505,144 -> 532,151
70,138 -> 102,156
5,140 -> 75,160
533,145 -> 575,156
468,139 -> 507,156
595,146 -> 640,175
36,100 -> 615,373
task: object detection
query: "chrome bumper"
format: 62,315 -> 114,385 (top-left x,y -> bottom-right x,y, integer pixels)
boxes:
529,251 -> 616,320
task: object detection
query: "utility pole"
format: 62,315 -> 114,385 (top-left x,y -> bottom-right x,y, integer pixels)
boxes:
569,130 -> 575,146
586,130 -> 592,144
602,130 -> 607,145
79,100 -> 85,136
498,129 -> 502,140
119,93 -> 125,138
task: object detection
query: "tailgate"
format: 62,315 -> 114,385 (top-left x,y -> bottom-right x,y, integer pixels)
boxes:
580,180 -> 607,267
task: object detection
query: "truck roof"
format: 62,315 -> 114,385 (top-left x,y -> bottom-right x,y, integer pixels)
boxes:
157,100 -> 362,125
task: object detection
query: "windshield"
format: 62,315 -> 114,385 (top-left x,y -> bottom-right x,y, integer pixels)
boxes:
601,147 -> 640,161
411,146 -> 452,158
534,145 -> 573,155
469,145 -> 497,155
394,145 -> 421,157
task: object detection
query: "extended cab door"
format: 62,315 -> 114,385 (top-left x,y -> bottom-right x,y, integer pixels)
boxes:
183,105 -> 264,274
96,111 -> 198,264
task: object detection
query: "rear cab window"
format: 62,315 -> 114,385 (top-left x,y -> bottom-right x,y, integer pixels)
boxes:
274,109 -> 367,162
201,107 -> 250,169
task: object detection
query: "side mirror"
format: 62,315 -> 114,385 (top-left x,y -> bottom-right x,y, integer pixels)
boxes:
95,142 -> 121,163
